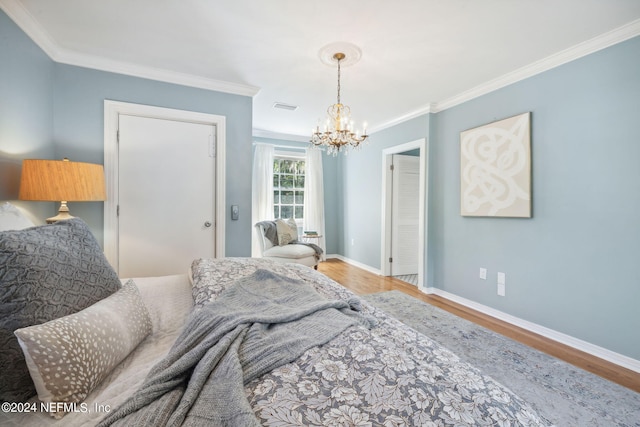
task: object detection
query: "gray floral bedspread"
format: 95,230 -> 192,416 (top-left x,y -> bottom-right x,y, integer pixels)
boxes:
191,258 -> 550,426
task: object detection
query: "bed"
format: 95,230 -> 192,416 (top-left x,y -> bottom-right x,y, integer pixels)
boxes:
0,207 -> 549,426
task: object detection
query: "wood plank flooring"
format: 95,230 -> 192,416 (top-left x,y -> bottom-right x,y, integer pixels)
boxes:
317,258 -> 640,393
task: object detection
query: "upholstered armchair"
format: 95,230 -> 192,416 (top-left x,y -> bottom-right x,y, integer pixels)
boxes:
254,221 -> 319,269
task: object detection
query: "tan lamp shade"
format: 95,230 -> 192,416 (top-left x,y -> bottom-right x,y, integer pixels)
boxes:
19,158 -> 106,223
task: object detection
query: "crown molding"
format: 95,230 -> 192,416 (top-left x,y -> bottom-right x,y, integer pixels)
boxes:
3,0 -> 638,132
252,128 -> 310,143
434,18 -> 640,112
376,18 -> 640,130
56,49 -> 260,97
262,15 -> 640,138
370,103 -> 437,134
0,0 -> 260,97
0,0 -> 61,57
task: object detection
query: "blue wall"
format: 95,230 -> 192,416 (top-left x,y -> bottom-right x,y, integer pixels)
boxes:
346,36 -> 639,360
52,64 -> 253,253
340,115 -> 430,266
0,9 -> 253,256
430,36 -> 640,359
0,10 -> 54,221
3,6 -> 639,360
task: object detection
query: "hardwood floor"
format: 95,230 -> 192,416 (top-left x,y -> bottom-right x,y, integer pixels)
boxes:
318,258 -> 640,393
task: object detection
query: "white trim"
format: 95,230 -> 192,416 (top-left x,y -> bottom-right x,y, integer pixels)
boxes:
253,128 -> 310,143
369,19 -> 640,133
371,103 -> 437,134
327,254 -> 640,372
273,149 -> 306,160
326,254 -> 640,373
328,254 -> 381,276
0,0 -> 259,97
381,139 -> 427,289
0,0 -> 61,59
3,0 -> 638,125
423,287 -> 640,374
60,51 -> 259,97
103,100 -> 226,273
435,20 -> 640,112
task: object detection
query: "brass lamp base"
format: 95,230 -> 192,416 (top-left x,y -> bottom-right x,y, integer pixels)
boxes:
46,201 -> 75,224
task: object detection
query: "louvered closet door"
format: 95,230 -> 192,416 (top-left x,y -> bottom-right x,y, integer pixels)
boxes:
117,114 -> 216,277
391,154 -> 420,276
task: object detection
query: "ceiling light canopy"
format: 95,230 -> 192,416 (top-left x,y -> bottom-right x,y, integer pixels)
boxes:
311,46 -> 368,156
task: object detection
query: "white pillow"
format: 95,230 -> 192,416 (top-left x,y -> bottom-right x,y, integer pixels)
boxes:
286,218 -> 299,241
14,280 -> 152,418
275,218 -> 298,246
0,202 -> 35,231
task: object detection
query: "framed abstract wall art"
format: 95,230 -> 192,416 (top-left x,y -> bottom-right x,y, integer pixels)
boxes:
460,112 -> 531,217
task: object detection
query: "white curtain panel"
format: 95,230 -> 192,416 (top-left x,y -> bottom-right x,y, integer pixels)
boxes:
303,148 -> 326,260
251,143 -> 274,257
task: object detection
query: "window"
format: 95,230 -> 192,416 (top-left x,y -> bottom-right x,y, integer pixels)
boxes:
273,154 -> 305,221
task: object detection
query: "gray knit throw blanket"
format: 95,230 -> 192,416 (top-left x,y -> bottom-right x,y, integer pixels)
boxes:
98,269 -> 374,427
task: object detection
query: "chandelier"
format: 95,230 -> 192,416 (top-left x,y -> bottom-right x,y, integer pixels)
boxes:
311,52 -> 368,155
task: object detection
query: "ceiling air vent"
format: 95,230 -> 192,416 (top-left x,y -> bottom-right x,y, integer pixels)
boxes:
273,102 -> 298,111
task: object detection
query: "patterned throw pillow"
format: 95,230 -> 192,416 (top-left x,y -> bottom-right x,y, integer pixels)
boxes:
275,218 -> 298,246
286,218 -> 299,241
15,280 -> 152,418
0,218 -> 121,402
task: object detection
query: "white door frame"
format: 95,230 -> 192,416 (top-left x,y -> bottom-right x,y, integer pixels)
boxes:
381,138 -> 427,288
103,100 -> 226,273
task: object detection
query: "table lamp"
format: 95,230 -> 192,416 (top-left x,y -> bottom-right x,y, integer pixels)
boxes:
19,158 -> 106,223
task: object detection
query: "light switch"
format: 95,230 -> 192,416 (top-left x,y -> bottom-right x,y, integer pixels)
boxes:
231,205 -> 239,220
479,268 -> 487,280
497,272 -> 506,285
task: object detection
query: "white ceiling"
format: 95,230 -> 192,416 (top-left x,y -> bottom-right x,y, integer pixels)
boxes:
3,0 -> 640,140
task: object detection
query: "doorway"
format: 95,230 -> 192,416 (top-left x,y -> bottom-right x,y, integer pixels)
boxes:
103,101 -> 226,276
381,139 -> 427,288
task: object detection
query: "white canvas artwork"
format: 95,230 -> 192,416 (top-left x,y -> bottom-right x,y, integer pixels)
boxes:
460,112 -> 531,217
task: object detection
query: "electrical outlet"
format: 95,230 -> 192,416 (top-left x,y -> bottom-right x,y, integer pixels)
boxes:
497,272 -> 506,296
479,268 -> 487,280
497,283 -> 506,296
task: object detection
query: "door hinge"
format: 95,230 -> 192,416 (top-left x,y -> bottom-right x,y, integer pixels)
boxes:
209,134 -> 216,157
117,205 -> 120,217
390,164 -> 394,171
117,129 -> 120,143
389,257 -> 393,263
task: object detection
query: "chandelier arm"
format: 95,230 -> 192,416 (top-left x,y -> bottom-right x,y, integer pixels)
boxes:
310,50 -> 368,155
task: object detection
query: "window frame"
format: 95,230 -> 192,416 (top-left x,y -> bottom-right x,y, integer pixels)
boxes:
272,149 -> 306,227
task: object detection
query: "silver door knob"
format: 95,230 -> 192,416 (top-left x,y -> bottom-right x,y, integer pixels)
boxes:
204,221 -> 212,228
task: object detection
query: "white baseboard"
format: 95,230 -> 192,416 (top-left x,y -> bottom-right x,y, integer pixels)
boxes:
325,256 -> 640,373
326,254 -> 381,275
424,287 -> 640,374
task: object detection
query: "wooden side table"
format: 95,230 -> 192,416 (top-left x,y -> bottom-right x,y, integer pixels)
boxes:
301,234 -> 322,243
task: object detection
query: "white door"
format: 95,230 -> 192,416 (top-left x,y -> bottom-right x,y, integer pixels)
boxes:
117,114 -> 215,277
391,154 -> 420,276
